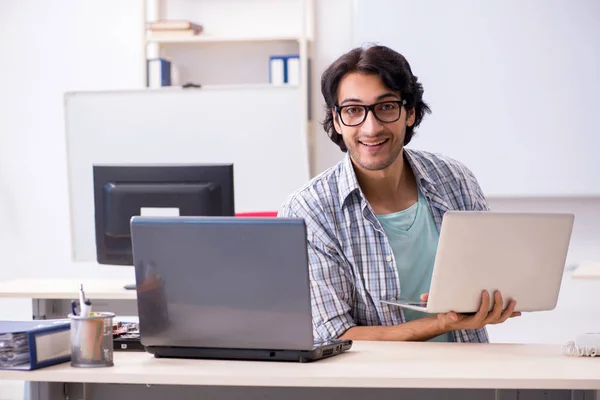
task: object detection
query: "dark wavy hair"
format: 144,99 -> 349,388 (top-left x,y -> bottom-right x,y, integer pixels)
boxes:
321,45 -> 431,152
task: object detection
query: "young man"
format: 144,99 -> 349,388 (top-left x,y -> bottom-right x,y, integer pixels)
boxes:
278,45 -> 520,343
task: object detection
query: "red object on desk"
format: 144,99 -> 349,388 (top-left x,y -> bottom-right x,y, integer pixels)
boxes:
235,211 -> 278,217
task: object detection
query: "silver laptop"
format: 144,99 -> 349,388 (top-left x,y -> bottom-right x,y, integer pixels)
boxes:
129,216 -> 352,362
381,211 -> 574,314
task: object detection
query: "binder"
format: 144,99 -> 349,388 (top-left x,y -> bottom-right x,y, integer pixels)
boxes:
269,56 -> 286,85
286,55 -> 300,85
269,55 -> 300,85
146,58 -> 172,88
0,320 -> 71,370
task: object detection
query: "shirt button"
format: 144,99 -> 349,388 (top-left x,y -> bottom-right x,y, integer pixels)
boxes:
386,255 -> 392,262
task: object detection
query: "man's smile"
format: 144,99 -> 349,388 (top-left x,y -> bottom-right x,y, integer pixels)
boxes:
359,138 -> 390,150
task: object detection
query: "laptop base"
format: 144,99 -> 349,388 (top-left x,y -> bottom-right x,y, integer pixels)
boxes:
381,299 -> 480,316
380,299 -> 429,312
145,339 -> 353,363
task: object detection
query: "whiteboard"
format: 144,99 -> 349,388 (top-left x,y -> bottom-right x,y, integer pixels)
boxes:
353,0 -> 600,196
65,86 -> 309,262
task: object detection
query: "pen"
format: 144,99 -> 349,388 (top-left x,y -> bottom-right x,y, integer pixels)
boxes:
79,283 -> 92,317
71,300 -> 79,316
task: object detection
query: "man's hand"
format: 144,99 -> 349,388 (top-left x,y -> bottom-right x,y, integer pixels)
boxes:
419,290 -> 521,332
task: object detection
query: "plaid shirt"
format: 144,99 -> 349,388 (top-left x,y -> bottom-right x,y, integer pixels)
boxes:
278,148 -> 490,343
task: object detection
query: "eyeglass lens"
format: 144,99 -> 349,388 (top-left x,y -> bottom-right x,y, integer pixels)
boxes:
339,101 -> 401,126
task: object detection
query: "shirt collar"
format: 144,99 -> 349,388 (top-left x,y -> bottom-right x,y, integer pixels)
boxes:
338,152 -> 362,207
404,148 -> 451,212
403,148 -> 435,187
337,148 -> 445,209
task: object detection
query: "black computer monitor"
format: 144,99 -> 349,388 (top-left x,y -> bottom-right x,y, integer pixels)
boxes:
93,164 -> 234,267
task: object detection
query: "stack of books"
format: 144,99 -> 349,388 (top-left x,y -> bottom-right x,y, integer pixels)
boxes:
147,20 -> 203,40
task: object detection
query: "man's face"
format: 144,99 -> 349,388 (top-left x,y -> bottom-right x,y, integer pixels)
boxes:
333,72 -> 415,172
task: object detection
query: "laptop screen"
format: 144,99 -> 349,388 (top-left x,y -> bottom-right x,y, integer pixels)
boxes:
130,217 -> 315,351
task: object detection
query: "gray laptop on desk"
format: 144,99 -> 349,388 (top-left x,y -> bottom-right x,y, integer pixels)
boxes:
129,216 -> 352,363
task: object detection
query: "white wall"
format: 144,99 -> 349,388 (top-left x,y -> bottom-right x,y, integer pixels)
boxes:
351,0 -> 600,198
0,0 -> 598,363
0,0 -> 145,307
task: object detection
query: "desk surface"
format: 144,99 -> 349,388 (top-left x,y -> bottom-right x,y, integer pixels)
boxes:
0,278 -> 136,300
572,263 -> 600,280
0,342 -> 598,390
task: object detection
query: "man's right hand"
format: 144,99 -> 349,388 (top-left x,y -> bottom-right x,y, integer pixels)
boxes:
419,290 -> 521,332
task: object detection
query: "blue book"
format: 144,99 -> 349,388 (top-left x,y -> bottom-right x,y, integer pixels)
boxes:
269,55 -> 287,85
0,320 -> 71,370
146,58 -> 172,88
268,54 -> 300,85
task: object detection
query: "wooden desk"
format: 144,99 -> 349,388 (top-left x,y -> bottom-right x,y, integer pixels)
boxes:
1,341 -> 599,390
0,342 -> 599,400
572,263 -> 600,280
1,279 -> 599,400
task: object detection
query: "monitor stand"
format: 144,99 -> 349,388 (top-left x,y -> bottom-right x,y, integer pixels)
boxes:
123,283 -> 137,290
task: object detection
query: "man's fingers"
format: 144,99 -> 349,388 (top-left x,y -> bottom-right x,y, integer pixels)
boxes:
496,299 -> 517,323
438,292 -> 520,331
473,290 -> 490,323
420,293 -> 429,302
485,291 -> 504,323
487,299 -> 517,325
437,311 -> 458,331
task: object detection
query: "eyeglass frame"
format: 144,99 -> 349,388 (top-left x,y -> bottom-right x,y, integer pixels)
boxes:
334,99 -> 408,127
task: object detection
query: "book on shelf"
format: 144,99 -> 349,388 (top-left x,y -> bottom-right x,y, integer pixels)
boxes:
0,319 -> 71,370
269,55 -> 300,86
148,20 -> 203,32
147,58 -> 172,88
147,19 -> 203,39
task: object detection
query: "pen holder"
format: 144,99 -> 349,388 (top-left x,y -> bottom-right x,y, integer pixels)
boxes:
68,312 -> 115,368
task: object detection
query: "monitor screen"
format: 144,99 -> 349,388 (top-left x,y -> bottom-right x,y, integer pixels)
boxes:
93,164 -> 234,265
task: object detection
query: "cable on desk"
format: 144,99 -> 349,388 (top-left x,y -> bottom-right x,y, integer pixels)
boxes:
561,341 -> 598,357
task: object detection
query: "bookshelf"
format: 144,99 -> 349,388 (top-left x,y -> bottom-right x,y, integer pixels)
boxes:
142,0 -> 315,178
143,0 -> 314,85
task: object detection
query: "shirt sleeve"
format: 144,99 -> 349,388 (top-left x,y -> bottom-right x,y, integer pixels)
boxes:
278,196 -> 357,341
306,237 -> 357,340
461,164 -> 491,211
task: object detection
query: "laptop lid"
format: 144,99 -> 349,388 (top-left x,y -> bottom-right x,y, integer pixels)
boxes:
130,216 -> 314,351
426,211 -> 574,314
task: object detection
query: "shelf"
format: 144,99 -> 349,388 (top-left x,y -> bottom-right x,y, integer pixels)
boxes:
146,34 -> 303,44
199,83 -> 299,90
142,83 -> 300,91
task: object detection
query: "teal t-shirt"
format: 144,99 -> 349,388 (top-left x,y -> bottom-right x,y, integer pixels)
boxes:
376,188 -> 453,342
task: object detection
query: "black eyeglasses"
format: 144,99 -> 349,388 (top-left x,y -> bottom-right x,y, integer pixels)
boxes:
335,100 -> 407,127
